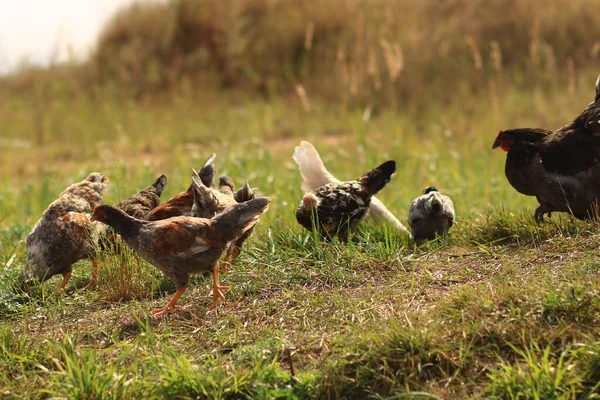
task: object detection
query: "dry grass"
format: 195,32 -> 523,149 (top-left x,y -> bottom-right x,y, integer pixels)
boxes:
4,0 -> 600,110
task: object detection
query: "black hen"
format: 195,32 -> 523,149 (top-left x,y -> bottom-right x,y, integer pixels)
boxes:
493,74 -> 600,221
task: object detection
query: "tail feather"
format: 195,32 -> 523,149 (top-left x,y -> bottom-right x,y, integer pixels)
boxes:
429,195 -> 442,215
191,168 -> 218,213
293,141 -> 340,193
234,182 -> 255,203
360,160 -> 396,196
212,197 -> 271,242
152,174 -> 168,196
199,153 -> 217,187
368,197 -> 409,233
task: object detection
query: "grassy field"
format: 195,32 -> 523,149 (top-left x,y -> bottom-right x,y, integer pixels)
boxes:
2,0 -> 600,396
2,71 -> 600,398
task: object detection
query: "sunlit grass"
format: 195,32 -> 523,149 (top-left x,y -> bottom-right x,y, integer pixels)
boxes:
2,62 -> 600,397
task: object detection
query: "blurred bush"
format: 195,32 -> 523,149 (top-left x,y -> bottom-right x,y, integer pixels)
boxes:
4,0 -> 600,109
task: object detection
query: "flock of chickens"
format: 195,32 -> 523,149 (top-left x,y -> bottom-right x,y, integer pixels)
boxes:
16,73 -> 600,315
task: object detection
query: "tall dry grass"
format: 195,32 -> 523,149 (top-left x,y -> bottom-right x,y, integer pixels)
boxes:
2,0 -> 599,110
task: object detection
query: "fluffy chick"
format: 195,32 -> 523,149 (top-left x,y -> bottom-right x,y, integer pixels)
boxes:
408,186 -> 455,244
19,173 -> 109,291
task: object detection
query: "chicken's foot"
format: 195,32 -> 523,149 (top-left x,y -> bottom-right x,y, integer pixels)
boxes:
211,262 -> 230,306
151,287 -> 186,315
534,204 -> 553,223
56,271 -> 72,294
222,247 -> 240,274
80,260 -> 99,290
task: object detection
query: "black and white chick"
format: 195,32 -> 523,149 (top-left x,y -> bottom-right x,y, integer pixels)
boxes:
408,186 -> 455,244
296,160 -> 396,242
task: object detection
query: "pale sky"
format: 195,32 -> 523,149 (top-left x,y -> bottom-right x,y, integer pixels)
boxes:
0,0 -> 144,73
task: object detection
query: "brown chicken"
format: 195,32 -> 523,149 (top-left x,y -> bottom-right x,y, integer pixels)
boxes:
98,174 -> 168,280
296,160 -> 396,242
19,173 -> 109,291
191,170 -> 237,218
229,182 -> 257,263
493,74 -> 600,221
146,154 -> 216,221
191,171 -> 251,272
91,197 -> 271,314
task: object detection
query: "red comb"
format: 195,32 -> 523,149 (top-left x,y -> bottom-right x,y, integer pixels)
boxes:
94,206 -> 99,211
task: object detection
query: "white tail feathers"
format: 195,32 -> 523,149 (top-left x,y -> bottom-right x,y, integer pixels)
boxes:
369,197 -> 409,233
293,141 -> 340,193
293,140 -> 409,233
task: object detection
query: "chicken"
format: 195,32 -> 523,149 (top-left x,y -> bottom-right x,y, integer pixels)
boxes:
191,171 -> 258,272
146,154 -> 216,221
191,171 -> 237,219
98,174 -> 168,279
296,160 -> 396,242
234,182 -> 255,204
493,74 -> 600,221
293,140 -> 409,233
408,186 -> 455,244
228,182 -> 257,262
115,174 -> 167,219
91,197 -> 271,314
18,173 -> 109,291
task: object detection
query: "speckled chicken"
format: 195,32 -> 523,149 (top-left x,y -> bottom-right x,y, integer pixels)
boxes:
296,160 -> 396,241
493,74 -> 600,221
408,186 -> 455,244
91,197 -> 271,314
146,154 -> 216,221
18,172 -> 109,291
293,141 -> 408,233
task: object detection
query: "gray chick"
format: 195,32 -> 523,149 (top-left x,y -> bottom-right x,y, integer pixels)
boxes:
408,186 -> 455,244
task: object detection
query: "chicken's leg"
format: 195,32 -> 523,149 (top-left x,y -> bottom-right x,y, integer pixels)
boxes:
211,262 -> 230,306
534,204 -> 553,223
151,287 -> 186,315
81,260 -> 99,290
56,271 -> 72,294
222,246 -> 240,274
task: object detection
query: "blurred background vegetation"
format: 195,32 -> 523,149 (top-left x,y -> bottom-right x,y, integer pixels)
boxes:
4,0 -> 600,108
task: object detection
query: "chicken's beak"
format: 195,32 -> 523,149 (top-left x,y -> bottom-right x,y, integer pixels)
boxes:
491,140 -> 500,150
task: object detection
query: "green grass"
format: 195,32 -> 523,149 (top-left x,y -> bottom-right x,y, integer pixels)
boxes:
2,69 -> 600,398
